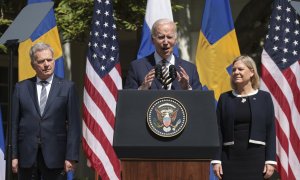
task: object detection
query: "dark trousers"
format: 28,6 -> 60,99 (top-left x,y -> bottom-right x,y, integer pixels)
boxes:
18,148 -> 66,180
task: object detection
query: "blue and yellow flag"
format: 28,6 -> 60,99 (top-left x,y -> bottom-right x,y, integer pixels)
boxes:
195,0 -> 240,101
18,0 -> 64,81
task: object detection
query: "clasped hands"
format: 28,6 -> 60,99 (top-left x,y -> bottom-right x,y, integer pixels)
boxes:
139,66 -> 190,90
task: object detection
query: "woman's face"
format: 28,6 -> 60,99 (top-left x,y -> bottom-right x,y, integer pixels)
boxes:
231,60 -> 254,87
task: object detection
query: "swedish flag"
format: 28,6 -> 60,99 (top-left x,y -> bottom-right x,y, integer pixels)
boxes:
18,0 -> 64,81
195,0 -> 240,101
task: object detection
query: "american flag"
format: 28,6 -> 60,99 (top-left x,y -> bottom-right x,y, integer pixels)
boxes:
261,0 -> 300,179
82,0 -> 122,179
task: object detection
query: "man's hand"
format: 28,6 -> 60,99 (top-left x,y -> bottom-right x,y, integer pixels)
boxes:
12,159 -> 18,173
139,69 -> 155,90
64,160 -> 76,172
177,66 -> 191,90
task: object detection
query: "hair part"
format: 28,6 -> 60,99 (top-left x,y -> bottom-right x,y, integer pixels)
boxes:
151,18 -> 177,38
230,55 -> 260,90
29,42 -> 54,62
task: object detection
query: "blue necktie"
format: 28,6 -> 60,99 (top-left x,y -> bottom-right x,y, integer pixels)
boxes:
39,81 -> 48,115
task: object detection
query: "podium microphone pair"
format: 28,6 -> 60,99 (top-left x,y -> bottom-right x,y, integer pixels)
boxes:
155,64 -> 177,89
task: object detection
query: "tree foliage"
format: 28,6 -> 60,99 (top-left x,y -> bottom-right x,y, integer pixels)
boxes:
0,0 -> 183,46
55,0 -> 183,42
55,0 -> 94,42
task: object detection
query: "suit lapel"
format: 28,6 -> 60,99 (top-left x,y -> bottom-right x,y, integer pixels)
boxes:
42,76 -> 62,116
27,77 -> 40,114
171,58 -> 181,90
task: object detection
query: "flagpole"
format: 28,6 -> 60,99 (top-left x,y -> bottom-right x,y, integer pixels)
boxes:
4,39 -> 18,180
95,172 -> 99,180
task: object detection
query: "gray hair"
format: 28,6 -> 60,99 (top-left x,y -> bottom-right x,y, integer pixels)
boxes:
29,42 -> 54,62
230,55 -> 260,90
151,18 -> 177,38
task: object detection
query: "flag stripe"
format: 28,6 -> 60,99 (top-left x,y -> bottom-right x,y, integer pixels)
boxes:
86,59 -> 117,117
82,105 -> 120,171
274,114 -> 289,158
106,63 -> 122,93
288,165 -> 296,180
282,68 -> 300,113
276,142 -> 289,179
290,61 -> 300,88
84,76 -> 115,127
82,121 -> 119,180
83,88 -> 114,141
102,73 -> 118,100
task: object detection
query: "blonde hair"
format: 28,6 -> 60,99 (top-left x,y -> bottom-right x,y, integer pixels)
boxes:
230,55 -> 260,90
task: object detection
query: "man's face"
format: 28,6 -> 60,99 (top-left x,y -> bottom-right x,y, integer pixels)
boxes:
31,49 -> 55,80
152,23 -> 177,59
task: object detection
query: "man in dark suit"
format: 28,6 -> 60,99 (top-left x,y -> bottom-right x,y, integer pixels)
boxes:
124,18 -> 201,90
11,42 -> 81,180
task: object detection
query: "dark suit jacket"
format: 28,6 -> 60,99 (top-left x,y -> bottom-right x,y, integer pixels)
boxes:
12,76 -> 81,168
124,53 -> 202,90
215,90 -> 276,163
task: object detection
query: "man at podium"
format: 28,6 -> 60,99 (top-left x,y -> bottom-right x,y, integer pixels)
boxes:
124,18 -> 202,90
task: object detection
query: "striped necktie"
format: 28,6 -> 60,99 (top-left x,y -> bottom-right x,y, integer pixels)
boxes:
39,80 -> 48,115
161,59 -> 169,89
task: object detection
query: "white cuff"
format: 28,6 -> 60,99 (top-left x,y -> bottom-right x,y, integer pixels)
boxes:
265,160 -> 277,165
211,160 -> 221,164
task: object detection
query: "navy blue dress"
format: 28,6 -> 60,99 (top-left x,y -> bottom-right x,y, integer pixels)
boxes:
221,96 -> 265,180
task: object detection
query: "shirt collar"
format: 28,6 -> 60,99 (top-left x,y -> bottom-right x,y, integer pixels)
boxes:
154,51 -> 175,65
232,89 -> 258,97
36,74 -> 54,84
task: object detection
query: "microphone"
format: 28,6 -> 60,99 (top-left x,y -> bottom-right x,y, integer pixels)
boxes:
155,64 -> 162,79
168,65 -> 177,81
164,65 -> 177,86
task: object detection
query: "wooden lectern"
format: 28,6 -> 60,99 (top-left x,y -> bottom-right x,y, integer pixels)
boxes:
113,90 -> 219,179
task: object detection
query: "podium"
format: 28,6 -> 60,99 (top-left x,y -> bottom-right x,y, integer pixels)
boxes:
113,90 -> 219,179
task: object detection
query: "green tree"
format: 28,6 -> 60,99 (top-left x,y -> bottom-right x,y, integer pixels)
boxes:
0,0 -> 183,46
55,0 -> 183,42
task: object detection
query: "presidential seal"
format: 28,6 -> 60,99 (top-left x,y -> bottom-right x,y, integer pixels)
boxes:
147,97 -> 187,137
